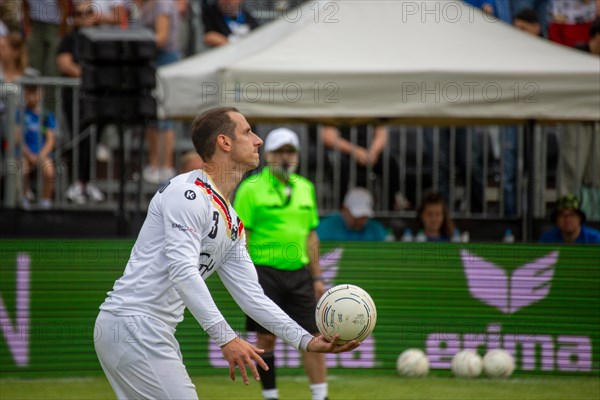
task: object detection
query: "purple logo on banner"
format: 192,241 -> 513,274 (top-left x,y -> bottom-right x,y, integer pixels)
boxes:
460,249 -> 559,314
0,253 -> 30,366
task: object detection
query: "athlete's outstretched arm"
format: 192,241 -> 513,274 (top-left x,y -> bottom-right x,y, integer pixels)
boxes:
218,241 -> 361,353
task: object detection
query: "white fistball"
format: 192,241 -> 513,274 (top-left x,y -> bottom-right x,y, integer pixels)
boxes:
396,349 -> 430,377
483,349 -> 515,378
315,284 -> 377,344
451,350 -> 483,378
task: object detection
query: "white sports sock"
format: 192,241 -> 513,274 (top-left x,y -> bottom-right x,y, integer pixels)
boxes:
310,383 -> 328,400
262,388 -> 279,400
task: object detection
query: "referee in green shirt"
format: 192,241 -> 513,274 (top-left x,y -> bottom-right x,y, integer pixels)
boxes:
234,128 -> 327,400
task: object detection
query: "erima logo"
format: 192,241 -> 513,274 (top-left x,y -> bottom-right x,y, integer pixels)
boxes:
460,249 -> 559,314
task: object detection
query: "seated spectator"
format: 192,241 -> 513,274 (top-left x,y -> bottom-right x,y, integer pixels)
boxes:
539,195 -> 600,244
317,187 -> 389,241
417,192 -> 456,242
202,0 -> 259,48
17,81 -> 56,209
513,8 -> 543,36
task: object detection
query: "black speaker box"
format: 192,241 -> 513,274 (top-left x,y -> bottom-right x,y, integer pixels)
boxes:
80,93 -> 157,125
81,64 -> 156,91
79,26 -> 156,62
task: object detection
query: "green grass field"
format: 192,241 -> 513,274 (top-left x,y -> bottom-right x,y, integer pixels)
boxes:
1,375 -> 599,400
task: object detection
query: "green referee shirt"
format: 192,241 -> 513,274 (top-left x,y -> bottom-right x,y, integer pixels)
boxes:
234,167 -> 319,271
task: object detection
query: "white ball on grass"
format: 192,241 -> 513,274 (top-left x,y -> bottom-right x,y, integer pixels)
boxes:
483,349 -> 515,378
396,349 -> 430,377
451,350 -> 483,378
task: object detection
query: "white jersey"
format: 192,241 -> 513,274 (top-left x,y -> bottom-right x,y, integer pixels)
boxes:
100,170 -> 312,350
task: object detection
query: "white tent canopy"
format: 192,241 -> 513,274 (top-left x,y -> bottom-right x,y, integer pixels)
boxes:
158,0 -> 600,123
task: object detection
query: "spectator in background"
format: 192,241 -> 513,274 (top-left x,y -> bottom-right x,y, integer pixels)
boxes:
0,31 -> 36,83
1,31 -> 39,171
513,8 -> 543,36
417,192 -> 456,242
321,124 -> 404,210
132,0 -> 180,184
23,0 -> 67,77
492,0 -> 512,23
178,149 -> 202,173
17,79 -> 56,209
547,0 -> 597,48
57,0 -> 106,204
234,127 -> 329,400
555,20 -> 600,220
576,16 -> 600,54
175,0 -> 191,56
510,0 -> 551,35
539,195 -> 600,244
202,0 -> 259,48
317,187 -> 390,242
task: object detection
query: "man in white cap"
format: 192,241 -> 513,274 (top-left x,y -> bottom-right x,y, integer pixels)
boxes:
317,187 -> 389,241
234,128 -> 329,400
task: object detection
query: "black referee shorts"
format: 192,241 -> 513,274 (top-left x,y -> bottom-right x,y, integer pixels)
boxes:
246,264 -> 319,335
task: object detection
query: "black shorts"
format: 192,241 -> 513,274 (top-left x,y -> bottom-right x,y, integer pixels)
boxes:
246,264 -> 319,335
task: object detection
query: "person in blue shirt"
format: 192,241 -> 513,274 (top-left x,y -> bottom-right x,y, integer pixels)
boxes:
202,0 -> 260,48
540,195 -> 600,244
17,82 -> 56,209
417,192 -> 457,242
317,187 -> 388,241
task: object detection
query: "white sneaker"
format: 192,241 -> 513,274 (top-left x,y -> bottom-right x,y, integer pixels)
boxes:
143,166 -> 160,184
24,189 -> 35,201
66,182 -> 87,205
21,197 -> 31,210
39,199 -> 53,209
159,167 -> 176,182
86,183 -> 105,202
96,144 -> 111,162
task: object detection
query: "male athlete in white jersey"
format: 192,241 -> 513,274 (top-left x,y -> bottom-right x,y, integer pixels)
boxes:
94,107 -> 360,399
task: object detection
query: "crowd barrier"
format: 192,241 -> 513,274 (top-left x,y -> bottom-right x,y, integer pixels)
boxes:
2,78 -> 599,224
1,240 -> 598,377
